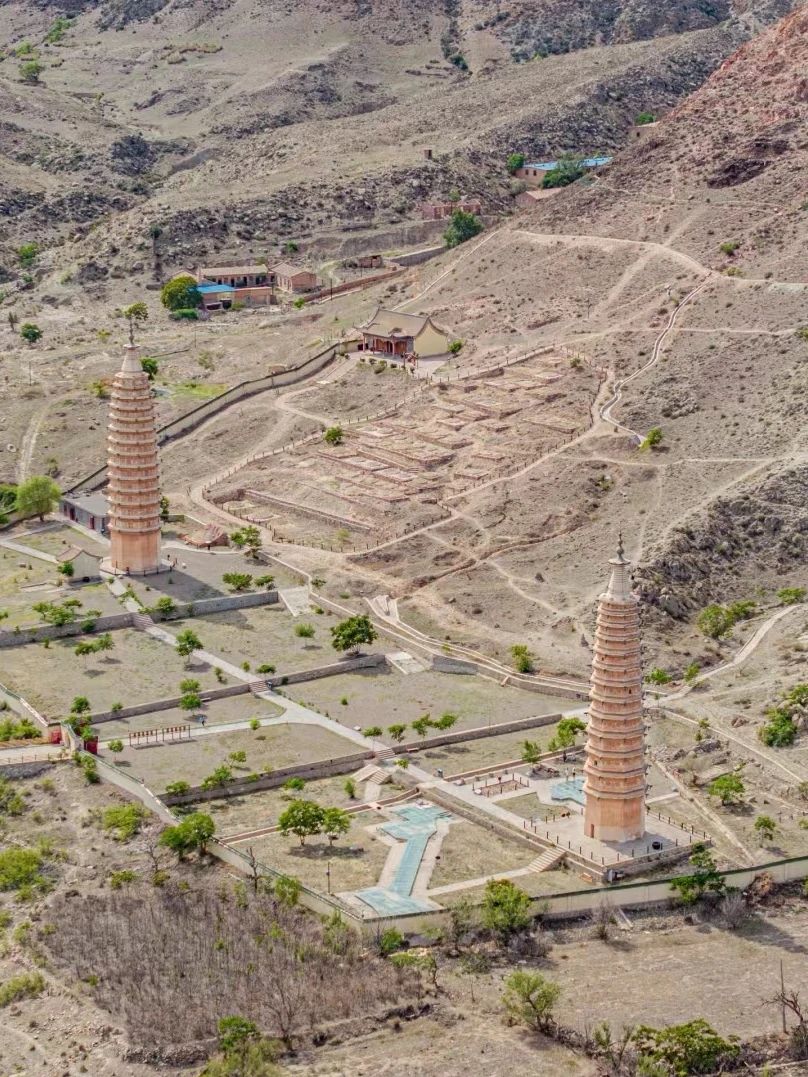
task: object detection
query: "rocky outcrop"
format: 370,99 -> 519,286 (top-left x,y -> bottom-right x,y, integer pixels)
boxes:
636,465 -> 808,618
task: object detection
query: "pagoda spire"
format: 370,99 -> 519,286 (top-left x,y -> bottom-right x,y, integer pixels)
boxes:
106,343 -> 162,575
582,537 -> 646,842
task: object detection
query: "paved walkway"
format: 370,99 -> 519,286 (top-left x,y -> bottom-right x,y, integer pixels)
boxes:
0,538 -> 57,563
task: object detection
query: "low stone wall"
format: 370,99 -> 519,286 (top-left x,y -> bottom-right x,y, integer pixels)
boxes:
91,682 -> 251,724
162,750 -> 372,806
0,612 -> 134,649
430,655 -> 478,675
393,245 -> 445,267
399,710 -> 561,754
424,785 -> 550,855
153,590 -> 279,620
268,652 -> 385,687
0,760 -> 56,779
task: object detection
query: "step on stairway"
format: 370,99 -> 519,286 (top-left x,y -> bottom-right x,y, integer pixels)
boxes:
528,848 -> 565,874
249,679 -> 268,695
353,764 -> 390,785
131,612 -> 155,631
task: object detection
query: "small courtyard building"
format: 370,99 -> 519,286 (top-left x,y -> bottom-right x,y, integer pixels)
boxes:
58,546 -> 102,582
196,264 -> 269,287
358,307 -> 449,358
59,491 -> 109,535
270,262 -> 320,293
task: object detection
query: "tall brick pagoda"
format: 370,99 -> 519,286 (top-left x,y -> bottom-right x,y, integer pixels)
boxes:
106,344 -> 162,575
582,537 -> 646,842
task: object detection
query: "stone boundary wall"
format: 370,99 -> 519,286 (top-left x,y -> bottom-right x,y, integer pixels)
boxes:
0,760 -> 56,779
155,590 -> 279,619
0,591 -> 279,648
268,652 -> 385,687
91,682 -> 250,724
398,710 -> 562,754
161,750 -> 372,806
0,612 -> 134,649
299,267 -> 404,305
393,245 -> 445,267
430,655 -> 478,675
67,342 -> 355,494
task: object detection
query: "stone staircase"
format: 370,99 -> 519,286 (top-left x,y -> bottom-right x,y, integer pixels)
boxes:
527,848 -> 565,874
353,763 -> 390,785
374,746 -> 396,762
131,612 -> 155,631
249,678 -> 268,695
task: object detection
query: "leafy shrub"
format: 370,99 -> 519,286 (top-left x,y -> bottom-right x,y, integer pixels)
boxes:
0,972 -> 45,1007
506,152 -> 525,174
635,111 -> 656,125
109,869 -> 138,890
102,803 -> 147,841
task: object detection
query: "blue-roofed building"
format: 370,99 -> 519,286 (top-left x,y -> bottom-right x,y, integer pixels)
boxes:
194,281 -> 236,312
515,155 -> 612,185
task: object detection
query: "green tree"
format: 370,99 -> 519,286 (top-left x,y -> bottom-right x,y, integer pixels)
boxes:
141,356 -> 158,380
444,209 -> 483,249
154,595 -> 175,617
754,814 -> 776,844
107,739 -> 124,753
201,765 -> 233,789
277,800 -> 324,845
70,696 -> 90,715
363,726 -> 383,738
670,843 -> 726,906
330,614 -> 377,656
510,643 -> 533,673
160,275 -> 201,312
481,878 -> 532,943
555,716 -> 586,749
57,560 -> 74,579
542,154 -> 586,189
15,475 -> 59,521
639,426 -> 664,451
387,724 -> 407,743
645,668 -> 672,685
19,323 -> 42,345
17,243 -> 39,269
521,739 -> 541,765
434,712 -> 458,731
324,426 -> 344,446
175,628 -> 202,668
123,301 -> 148,345
229,525 -> 262,558
322,806 -> 351,846
502,970 -> 561,1032
412,715 -> 433,738
707,773 -> 745,806
506,152 -> 525,174
159,812 -> 215,858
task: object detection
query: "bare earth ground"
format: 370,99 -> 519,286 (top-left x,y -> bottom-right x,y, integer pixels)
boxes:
283,668 -> 569,737
106,722 -> 360,794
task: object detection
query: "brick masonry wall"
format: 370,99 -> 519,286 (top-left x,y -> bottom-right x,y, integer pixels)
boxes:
162,750 -> 372,805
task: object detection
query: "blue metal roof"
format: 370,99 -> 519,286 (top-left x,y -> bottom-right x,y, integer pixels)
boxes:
197,282 -> 235,294
524,156 -> 612,171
